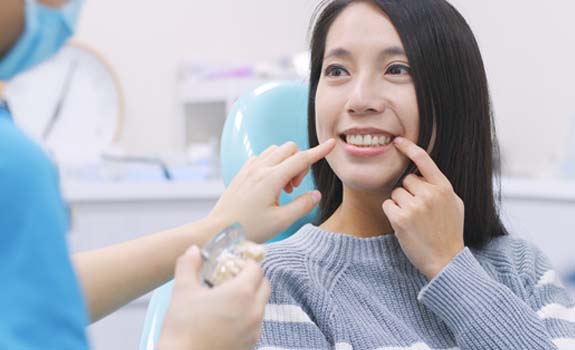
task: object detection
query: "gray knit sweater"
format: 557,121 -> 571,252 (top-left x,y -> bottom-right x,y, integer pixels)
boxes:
256,224 -> 575,350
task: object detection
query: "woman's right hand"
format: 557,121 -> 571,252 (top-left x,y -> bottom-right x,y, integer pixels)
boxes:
208,138 -> 336,243
159,246 -> 270,350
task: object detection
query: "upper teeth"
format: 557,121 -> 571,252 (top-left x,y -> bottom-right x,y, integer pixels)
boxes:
346,134 -> 392,147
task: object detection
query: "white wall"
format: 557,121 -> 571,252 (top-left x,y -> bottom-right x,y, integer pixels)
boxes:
75,0 -> 575,177
449,0 -> 575,177
74,0 -> 317,154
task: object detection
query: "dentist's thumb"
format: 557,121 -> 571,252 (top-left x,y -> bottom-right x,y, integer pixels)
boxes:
173,245 -> 203,291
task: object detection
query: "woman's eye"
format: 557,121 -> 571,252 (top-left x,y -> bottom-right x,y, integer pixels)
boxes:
325,65 -> 349,78
386,64 -> 411,76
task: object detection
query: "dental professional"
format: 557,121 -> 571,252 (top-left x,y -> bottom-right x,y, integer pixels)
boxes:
0,0 -> 336,349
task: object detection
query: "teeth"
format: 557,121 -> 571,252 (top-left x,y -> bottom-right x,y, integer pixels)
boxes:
345,134 -> 392,147
367,135 -> 373,145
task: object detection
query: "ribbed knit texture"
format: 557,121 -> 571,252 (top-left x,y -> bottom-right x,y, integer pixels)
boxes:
256,224 -> 575,350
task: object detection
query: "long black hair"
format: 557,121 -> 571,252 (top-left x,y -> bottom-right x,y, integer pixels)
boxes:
307,0 -> 508,248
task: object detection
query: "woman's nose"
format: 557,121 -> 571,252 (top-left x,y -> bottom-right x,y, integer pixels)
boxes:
346,79 -> 385,116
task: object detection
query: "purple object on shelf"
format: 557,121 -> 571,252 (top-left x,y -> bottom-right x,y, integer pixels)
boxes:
204,67 -> 254,79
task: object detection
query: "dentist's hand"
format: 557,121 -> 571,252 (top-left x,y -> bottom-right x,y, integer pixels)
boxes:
159,246 -> 270,350
382,137 -> 465,280
209,139 -> 336,243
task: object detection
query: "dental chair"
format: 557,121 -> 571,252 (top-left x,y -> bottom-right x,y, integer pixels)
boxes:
138,81 -> 314,350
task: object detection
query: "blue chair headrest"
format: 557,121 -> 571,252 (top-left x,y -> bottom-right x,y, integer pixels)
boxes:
220,81 -> 314,242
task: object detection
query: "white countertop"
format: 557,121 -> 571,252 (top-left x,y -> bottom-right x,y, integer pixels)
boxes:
63,179 -> 225,202
62,176 -> 575,203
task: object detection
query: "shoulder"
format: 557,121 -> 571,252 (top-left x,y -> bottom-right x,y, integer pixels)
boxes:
0,119 -> 54,187
0,119 -> 67,230
262,228 -> 310,281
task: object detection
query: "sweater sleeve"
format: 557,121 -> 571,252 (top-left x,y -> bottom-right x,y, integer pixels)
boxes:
256,303 -> 332,350
255,257 -> 332,350
417,246 -> 575,350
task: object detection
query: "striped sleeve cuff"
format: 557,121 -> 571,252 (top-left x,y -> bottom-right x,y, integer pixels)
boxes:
417,248 -> 553,347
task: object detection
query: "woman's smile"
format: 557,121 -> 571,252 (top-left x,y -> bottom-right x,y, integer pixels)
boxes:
339,127 -> 397,157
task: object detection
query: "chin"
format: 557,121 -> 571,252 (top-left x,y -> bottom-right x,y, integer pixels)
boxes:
338,171 -> 400,194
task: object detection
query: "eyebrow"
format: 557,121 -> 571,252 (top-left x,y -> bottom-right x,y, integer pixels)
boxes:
324,46 -> 407,61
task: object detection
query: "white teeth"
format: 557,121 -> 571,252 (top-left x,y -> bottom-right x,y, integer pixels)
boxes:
345,134 -> 392,147
364,135 -> 372,145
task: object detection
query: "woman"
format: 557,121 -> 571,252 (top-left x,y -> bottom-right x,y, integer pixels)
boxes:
0,1 -> 336,349
257,1 -> 575,349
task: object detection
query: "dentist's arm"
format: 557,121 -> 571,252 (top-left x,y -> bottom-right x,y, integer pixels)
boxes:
73,139 -> 336,323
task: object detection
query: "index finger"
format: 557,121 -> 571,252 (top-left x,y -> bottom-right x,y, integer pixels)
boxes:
393,137 -> 449,186
275,138 -> 336,182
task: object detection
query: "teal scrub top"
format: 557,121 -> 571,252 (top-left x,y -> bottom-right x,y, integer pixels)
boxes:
0,102 -> 89,349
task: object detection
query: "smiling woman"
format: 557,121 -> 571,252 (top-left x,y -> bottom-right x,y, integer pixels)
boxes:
256,1 -> 575,349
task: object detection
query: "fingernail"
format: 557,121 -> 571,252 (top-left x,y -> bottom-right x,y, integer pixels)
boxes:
393,137 -> 404,145
185,245 -> 199,256
311,190 -> 322,204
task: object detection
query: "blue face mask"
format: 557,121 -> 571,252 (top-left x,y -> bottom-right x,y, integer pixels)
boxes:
0,0 -> 84,81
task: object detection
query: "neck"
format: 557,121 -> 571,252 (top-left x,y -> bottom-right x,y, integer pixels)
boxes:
320,186 -> 394,238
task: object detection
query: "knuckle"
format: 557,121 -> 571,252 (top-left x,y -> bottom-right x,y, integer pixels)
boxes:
382,199 -> 393,210
263,145 -> 277,155
420,189 -> 434,201
456,196 -> 465,209
293,150 -> 310,165
439,184 -> 453,196
394,213 -> 409,227
417,198 -> 432,211
281,141 -> 298,155
402,175 -> 413,187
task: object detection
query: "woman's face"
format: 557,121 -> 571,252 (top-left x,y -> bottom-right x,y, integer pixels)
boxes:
315,1 -> 419,193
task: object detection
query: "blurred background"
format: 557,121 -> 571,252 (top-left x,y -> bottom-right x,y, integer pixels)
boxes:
3,1 -> 575,349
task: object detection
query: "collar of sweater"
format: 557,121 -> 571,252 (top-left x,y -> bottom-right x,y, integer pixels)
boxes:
278,224 -> 419,272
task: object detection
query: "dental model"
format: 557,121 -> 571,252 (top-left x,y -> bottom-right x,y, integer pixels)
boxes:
208,241 -> 266,286
200,224 -> 266,287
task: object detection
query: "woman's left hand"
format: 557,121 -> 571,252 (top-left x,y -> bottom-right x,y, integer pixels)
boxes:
382,137 -> 465,280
